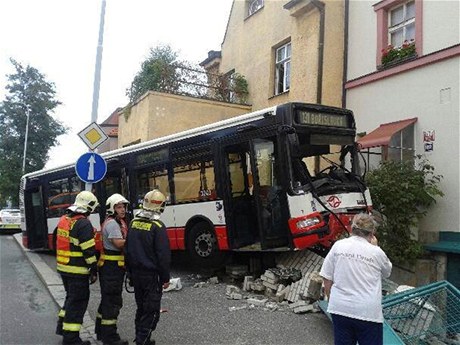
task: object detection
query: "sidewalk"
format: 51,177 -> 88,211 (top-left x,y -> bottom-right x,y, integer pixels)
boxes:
13,233 -> 99,345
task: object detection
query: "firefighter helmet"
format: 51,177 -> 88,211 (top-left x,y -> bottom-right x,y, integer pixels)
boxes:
106,193 -> 129,215
69,191 -> 99,214
142,189 -> 166,213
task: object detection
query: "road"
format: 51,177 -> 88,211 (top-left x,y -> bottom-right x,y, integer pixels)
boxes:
39,251 -> 334,345
5,232 -> 334,345
0,234 -> 60,345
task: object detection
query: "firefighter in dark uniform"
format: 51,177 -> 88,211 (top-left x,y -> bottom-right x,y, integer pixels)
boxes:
125,189 -> 171,345
95,193 -> 130,345
55,191 -> 99,345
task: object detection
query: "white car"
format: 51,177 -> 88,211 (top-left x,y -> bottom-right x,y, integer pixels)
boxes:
0,208 -> 21,232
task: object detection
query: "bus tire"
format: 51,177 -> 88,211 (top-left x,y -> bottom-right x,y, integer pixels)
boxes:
186,222 -> 227,268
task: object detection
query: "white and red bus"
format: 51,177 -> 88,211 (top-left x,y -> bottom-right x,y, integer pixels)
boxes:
20,102 -> 371,265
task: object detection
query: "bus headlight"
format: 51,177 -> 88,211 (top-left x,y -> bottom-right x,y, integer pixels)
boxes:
289,212 -> 325,234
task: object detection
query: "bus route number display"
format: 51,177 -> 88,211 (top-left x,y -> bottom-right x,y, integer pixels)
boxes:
297,110 -> 348,128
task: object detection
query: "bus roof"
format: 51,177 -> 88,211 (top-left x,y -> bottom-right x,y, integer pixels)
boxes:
22,104 -> 279,180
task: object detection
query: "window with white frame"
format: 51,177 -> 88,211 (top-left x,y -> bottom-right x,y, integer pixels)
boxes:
275,42 -> 291,95
388,0 -> 415,47
388,124 -> 415,162
248,0 -> 264,16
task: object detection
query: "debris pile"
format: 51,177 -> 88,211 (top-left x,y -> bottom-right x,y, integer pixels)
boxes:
225,250 -> 326,314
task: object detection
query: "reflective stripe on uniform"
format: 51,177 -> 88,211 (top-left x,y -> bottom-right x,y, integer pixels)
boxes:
56,250 -> 83,257
63,322 -> 81,332
152,221 -> 162,228
131,220 -> 151,231
80,238 -> 96,250
85,255 -> 97,265
101,319 -> 117,326
57,263 -> 90,275
58,309 -> 65,317
102,254 -> 124,261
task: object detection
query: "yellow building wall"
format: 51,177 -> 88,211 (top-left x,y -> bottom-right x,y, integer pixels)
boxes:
220,0 -> 344,110
118,91 -> 251,147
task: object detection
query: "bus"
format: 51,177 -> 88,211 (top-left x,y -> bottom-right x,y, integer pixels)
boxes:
20,102 -> 371,265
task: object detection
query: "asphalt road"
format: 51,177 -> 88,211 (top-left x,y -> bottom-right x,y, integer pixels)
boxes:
39,251 -> 334,345
0,234 -> 60,345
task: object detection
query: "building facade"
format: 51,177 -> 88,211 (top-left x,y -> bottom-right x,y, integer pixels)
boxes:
345,0 -> 459,238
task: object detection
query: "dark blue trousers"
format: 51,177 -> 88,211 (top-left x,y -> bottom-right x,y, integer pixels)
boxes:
331,313 -> 383,345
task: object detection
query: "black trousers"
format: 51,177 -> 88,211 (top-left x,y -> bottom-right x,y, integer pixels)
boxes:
95,262 -> 125,342
132,271 -> 162,345
57,274 -> 90,344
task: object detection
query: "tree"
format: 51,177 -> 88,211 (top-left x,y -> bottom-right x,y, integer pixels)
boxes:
0,59 -> 67,206
365,156 -> 443,265
126,44 -> 181,104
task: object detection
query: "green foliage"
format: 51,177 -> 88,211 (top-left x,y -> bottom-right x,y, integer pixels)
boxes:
365,157 -> 443,265
0,59 -> 67,205
126,44 -> 181,104
232,73 -> 249,104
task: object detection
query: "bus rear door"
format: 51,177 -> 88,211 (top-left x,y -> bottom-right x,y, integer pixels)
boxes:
23,186 -> 48,249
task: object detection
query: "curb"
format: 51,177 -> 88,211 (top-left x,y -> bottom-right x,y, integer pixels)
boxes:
13,233 -> 99,344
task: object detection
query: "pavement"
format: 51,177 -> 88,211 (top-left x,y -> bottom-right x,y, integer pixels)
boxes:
13,233 -> 99,345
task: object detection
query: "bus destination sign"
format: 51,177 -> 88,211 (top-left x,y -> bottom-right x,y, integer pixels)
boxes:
297,110 -> 348,128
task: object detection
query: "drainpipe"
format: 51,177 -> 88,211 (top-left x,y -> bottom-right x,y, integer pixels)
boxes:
342,0 -> 349,108
311,0 -> 325,105
311,0 -> 325,173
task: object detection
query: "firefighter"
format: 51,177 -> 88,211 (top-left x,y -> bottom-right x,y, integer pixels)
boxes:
125,189 -> 171,345
55,191 -> 99,345
95,193 -> 130,345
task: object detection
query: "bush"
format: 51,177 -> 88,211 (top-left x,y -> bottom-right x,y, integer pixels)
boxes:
365,156 -> 443,265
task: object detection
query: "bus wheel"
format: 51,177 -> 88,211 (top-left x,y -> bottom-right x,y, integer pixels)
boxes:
187,222 -> 226,267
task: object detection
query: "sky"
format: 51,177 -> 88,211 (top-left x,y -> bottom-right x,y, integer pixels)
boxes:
0,0 -> 234,169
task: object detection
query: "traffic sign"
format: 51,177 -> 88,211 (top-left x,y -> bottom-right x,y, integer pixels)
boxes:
77,122 -> 109,150
75,152 -> 107,183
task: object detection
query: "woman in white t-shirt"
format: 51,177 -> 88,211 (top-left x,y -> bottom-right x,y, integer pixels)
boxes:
320,213 -> 392,345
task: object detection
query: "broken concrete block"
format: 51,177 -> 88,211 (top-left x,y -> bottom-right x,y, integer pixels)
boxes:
293,304 -> 314,314
289,300 -> 309,309
228,292 -> 243,300
302,271 -> 323,301
250,280 -> 265,292
226,285 -> 240,296
243,276 -> 254,291
247,297 -> 268,307
261,274 -> 278,285
208,276 -> 219,284
262,280 -> 279,291
193,282 -> 207,288
264,269 -> 277,280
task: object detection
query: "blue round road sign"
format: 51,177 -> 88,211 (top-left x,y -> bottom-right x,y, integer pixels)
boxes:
75,152 -> 107,183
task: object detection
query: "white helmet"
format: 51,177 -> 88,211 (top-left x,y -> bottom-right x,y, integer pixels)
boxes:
106,193 -> 129,215
69,191 -> 99,214
143,189 -> 166,213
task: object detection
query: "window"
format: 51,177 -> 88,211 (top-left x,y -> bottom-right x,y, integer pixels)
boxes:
374,0 -> 422,66
248,0 -> 264,16
275,42 -> 291,95
136,167 -> 170,206
173,159 -> 216,203
48,177 -> 84,217
388,1 -> 415,47
387,124 -> 415,162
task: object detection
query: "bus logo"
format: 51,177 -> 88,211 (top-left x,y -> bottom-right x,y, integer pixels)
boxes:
327,195 -> 341,208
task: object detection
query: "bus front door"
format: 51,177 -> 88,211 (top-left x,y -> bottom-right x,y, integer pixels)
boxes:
24,187 -> 48,249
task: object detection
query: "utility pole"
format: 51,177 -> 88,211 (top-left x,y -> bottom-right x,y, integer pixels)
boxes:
86,0 -> 106,192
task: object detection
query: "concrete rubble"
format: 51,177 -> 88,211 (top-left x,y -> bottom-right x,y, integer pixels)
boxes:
225,250 -> 326,314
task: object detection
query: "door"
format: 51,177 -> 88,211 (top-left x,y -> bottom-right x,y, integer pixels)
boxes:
24,187 -> 48,249
221,137 -> 289,250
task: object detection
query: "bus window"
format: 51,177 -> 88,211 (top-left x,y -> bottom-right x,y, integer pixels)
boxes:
136,167 -> 170,206
173,159 -> 216,203
228,153 -> 246,197
48,177 -> 85,218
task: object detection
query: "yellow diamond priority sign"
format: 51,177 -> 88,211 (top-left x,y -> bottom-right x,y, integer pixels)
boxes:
77,122 -> 109,150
